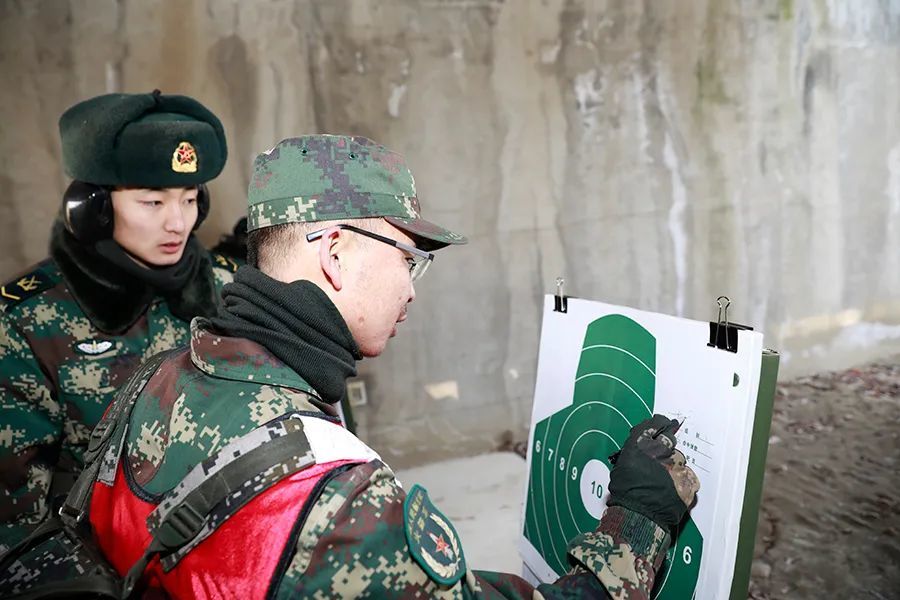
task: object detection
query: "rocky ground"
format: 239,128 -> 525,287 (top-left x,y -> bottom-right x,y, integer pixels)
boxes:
747,357 -> 900,599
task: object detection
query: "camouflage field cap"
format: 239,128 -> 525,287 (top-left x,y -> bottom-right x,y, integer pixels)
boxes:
247,135 -> 467,250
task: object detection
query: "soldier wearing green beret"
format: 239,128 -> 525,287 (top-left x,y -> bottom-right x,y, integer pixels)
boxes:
0,90 -> 240,551
82,135 -> 698,599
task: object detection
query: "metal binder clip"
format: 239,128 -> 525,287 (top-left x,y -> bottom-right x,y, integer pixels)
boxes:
554,277 -> 568,313
708,295 -> 752,353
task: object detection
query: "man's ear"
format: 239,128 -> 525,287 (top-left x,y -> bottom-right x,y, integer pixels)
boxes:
318,226 -> 344,291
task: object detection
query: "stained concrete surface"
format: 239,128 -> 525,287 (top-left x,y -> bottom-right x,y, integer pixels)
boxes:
1,1 -> 900,463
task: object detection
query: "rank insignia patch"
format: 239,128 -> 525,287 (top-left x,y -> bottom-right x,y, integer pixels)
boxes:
172,141 -> 198,173
0,270 -> 54,312
74,339 -> 115,356
403,484 -> 466,586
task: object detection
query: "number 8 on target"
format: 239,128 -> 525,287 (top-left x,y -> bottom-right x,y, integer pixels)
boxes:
523,314 -> 703,599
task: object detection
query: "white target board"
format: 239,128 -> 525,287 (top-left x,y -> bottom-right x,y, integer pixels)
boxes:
520,296 -> 771,600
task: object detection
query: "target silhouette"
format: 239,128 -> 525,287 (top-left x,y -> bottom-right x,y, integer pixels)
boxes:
523,314 -> 703,599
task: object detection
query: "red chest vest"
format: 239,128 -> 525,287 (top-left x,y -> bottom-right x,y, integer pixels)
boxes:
90,416 -> 380,599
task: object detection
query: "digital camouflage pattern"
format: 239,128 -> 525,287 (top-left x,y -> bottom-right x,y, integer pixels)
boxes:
123,319 -> 324,496
0,519 -> 120,598
95,318 -> 671,599
0,255 -> 236,552
146,418 -> 316,570
247,135 -> 466,249
274,461 -> 668,599
567,508 -> 670,600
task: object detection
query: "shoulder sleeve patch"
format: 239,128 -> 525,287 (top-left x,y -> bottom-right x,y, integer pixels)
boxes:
211,252 -> 240,273
1,269 -> 56,312
403,484 -> 466,586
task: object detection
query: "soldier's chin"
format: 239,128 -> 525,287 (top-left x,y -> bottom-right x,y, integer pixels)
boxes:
359,337 -> 389,358
145,248 -> 185,267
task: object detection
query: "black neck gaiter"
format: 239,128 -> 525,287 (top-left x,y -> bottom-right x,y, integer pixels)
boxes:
94,236 -> 202,293
50,219 -> 219,334
209,267 -> 362,404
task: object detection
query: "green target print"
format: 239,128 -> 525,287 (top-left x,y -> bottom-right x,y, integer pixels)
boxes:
524,314 -> 702,599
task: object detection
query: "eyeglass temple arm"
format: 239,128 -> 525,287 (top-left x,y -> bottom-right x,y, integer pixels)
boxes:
305,224 -> 434,260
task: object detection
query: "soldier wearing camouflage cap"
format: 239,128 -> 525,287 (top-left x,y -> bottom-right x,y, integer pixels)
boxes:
84,135 -> 698,599
0,91 -> 240,552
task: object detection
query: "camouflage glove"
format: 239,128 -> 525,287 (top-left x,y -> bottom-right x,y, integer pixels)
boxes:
607,414 -> 700,534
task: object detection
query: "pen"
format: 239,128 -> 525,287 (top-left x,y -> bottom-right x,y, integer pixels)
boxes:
608,418 -> 683,465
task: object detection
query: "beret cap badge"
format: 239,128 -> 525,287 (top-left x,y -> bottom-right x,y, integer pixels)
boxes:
172,141 -> 198,173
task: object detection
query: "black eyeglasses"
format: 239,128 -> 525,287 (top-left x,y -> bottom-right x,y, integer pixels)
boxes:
305,224 -> 435,282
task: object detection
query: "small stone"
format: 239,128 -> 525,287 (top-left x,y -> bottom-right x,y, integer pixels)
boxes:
751,560 -> 772,579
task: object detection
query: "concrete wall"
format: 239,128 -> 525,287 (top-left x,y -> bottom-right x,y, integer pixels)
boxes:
1,0 -> 899,465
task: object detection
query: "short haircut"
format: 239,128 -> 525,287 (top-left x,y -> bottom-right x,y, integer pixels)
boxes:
247,217 -> 389,271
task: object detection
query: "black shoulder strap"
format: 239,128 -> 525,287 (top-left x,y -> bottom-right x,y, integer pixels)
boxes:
120,417 -> 316,596
60,349 -> 177,528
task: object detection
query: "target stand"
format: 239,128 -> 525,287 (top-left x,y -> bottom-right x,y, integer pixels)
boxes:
520,293 -> 779,600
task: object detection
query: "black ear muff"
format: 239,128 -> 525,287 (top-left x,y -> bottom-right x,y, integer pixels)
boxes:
194,183 -> 210,230
63,181 -> 113,244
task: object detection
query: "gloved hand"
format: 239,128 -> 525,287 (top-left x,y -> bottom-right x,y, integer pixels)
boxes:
607,414 -> 700,534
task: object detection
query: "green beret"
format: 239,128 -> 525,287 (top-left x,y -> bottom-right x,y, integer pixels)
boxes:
59,90 -> 227,187
247,135 -> 466,250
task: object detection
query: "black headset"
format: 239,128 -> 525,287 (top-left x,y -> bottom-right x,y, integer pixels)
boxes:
63,181 -> 210,244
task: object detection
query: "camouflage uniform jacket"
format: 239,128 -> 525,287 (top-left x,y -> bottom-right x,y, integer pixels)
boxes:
0,248 -> 240,551
95,318 -> 672,599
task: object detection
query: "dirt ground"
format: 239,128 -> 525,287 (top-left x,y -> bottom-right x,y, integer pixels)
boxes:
748,357 -> 900,600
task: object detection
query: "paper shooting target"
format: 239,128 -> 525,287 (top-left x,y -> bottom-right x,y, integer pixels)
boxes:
522,314 -> 703,599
